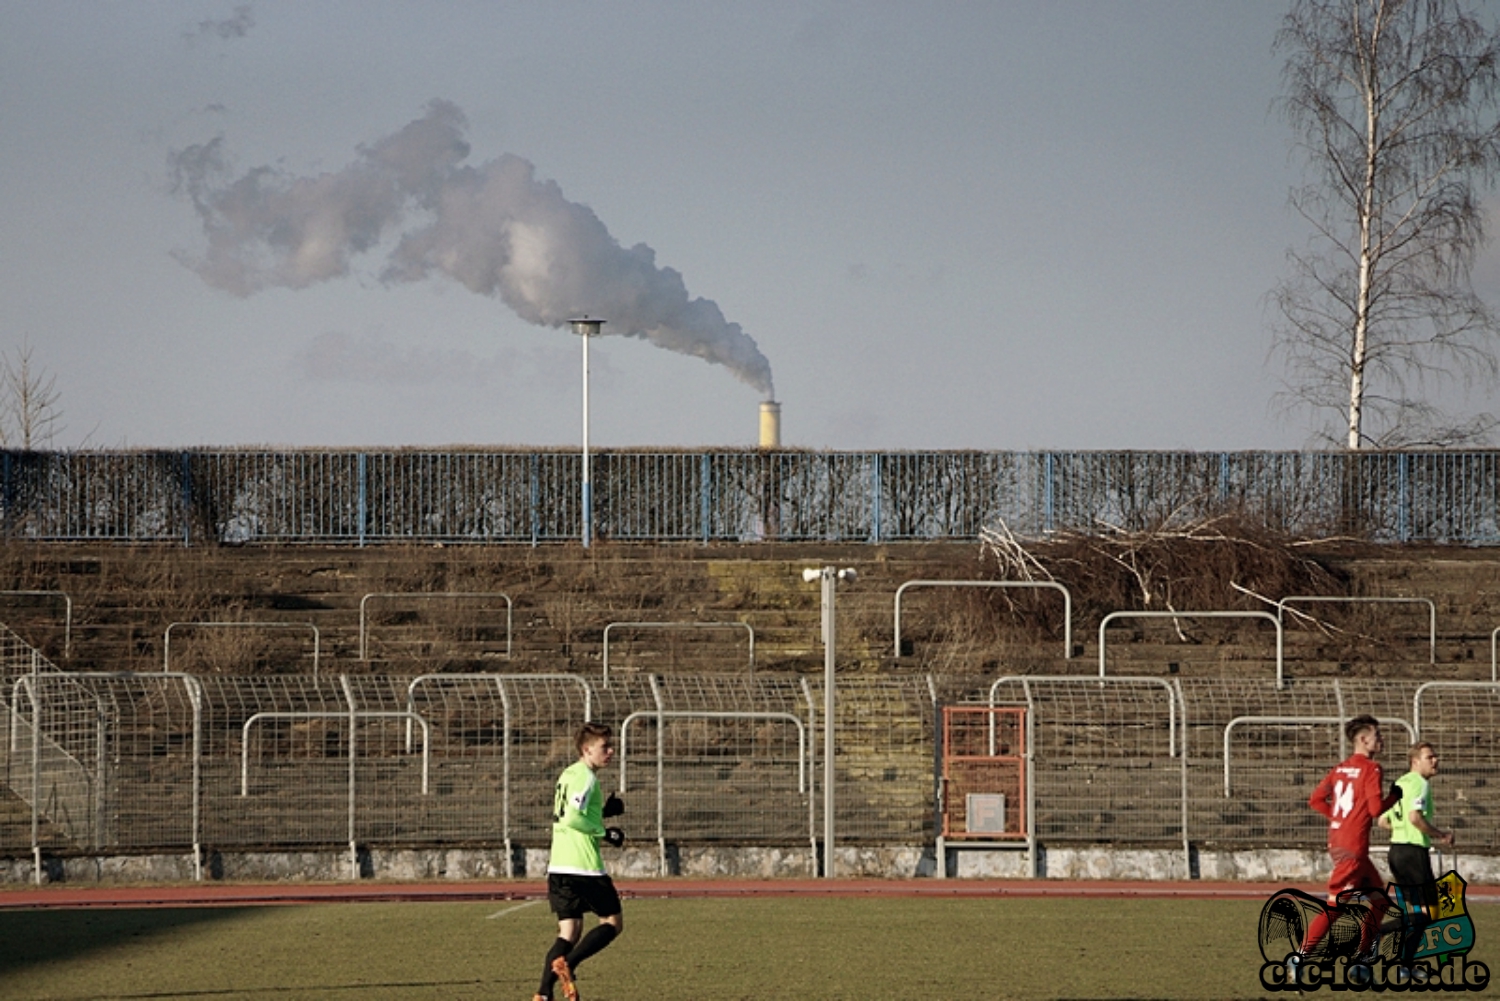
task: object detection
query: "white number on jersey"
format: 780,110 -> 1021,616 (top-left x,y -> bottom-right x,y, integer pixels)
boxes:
1333,779 -> 1355,818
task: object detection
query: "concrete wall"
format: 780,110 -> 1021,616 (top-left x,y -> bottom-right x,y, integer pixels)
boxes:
3,844 -> 1495,885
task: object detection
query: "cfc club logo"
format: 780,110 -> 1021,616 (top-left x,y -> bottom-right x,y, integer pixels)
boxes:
1258,871 -> 1488,992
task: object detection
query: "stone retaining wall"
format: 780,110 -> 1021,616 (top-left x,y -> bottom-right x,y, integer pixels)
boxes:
3,845 -> 1494,885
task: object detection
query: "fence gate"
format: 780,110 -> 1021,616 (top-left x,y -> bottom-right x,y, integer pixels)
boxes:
936,705 -> 1030,877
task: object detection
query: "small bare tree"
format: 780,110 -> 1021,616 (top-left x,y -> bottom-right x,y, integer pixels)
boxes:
1274,0 -> 1500,449
1,341 -> 63,449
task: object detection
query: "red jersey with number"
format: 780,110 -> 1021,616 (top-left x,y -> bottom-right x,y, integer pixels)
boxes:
1308,752 -> 1389,856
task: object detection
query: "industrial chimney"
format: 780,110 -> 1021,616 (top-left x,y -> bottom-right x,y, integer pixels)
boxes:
759,400 -> 781,448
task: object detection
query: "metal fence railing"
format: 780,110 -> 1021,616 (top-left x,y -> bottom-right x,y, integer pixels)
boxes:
2,623 -> 1497,876
5,448 -> 1500,544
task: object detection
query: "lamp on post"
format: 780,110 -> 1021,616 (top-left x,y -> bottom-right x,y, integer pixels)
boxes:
802,565 -> 857,878
569,317 -> 605,548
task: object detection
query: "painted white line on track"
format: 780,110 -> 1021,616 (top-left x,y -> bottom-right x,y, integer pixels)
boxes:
487,899 -> 543,920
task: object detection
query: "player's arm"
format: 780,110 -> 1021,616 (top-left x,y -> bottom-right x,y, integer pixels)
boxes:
554,776 -> 605,836
1407,805 -> 1453,846
1357,763 -> 1399,819
1308,771 -> 1335,820
1379,777 -> 1402,830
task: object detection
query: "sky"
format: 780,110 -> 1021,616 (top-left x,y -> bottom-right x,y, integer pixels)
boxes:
4,1 -> 1499,452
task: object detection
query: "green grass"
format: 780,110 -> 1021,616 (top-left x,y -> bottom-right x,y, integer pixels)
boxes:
0,897 -> 1495,1000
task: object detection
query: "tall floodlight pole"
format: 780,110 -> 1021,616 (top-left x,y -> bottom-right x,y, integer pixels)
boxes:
802,565 -> 856,878
570,318 -> 605,548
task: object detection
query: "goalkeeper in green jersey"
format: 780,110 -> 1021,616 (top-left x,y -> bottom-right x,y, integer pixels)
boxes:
534,723 -> 625,1001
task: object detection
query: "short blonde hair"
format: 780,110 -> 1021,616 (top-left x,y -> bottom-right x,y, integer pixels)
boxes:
575,722 -> 613,755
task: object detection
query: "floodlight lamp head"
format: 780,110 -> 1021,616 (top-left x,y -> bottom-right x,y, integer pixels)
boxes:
569,316 -> 605,337
837,568 -> 858,582
802,567 -> 823,583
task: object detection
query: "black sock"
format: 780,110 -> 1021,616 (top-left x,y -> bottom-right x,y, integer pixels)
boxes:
566,924 -> 619,970
1402,913 -> 1431,965
538,936 -> 572,996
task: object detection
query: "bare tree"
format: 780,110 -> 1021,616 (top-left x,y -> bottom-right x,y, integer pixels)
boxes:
1,341 -> 63,449
1273,0 -> 1500,449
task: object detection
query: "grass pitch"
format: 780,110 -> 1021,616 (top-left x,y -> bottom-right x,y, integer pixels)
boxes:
0,895 -> 1495,999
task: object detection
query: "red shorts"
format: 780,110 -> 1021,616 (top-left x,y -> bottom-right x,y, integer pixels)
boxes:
1327,850 -> 1384,901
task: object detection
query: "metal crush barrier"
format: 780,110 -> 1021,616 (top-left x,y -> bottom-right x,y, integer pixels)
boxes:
619,683 -> 812,875
985,675 -> 1189,876
2,623 -> 1499,875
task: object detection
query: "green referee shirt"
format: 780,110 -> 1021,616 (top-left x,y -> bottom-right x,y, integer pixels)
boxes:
549,758 -> 606,875
1382,770 -> 1432,847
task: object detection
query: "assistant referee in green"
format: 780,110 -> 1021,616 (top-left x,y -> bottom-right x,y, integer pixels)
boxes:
1380,741 -> 1454,960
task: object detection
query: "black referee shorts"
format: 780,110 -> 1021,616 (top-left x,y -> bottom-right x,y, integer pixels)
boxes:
1387,843 -> 1437,909
548,872 -> 622,920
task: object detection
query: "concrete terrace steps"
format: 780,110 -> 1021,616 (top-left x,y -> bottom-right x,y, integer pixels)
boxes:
0,787 -> 72,851
3,546 -> 812,675
5,542 -> 1500,684
4,545 -> 958,680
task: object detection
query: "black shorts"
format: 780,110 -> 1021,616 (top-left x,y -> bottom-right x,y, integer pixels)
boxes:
1387,843 -> 1437,908
547,873 -> 622,920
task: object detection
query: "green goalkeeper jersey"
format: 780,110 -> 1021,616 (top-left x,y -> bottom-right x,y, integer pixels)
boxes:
1383,771 -> 1432,847
549,758 -> 606,875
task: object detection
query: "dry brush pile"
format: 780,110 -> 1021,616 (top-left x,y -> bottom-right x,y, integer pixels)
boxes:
885,515 -> 1388,675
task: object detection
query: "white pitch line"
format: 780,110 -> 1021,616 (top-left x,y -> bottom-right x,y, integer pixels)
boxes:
487,899 -> 543,920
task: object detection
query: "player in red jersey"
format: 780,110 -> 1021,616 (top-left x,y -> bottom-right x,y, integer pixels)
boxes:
1298,714 -> 1403,961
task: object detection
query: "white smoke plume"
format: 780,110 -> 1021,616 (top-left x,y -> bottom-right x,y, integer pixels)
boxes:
170,100 -> 774,397
190,4 -> 255,41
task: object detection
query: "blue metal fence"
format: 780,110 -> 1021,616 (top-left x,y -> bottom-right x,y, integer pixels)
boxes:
2,449 -> 1497,545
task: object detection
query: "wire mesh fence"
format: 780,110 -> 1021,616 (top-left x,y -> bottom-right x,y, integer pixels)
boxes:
960,675 -> 1500,855
6,448 -> 1500,543
4,670 -> 101,850
985,676 -> 1185,850
1176,679 -> 1424,849
618,675 -> 815,856
1,622 -> 1498,864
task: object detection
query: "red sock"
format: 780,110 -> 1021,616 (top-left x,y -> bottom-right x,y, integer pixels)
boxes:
1301,908 -> 1333,954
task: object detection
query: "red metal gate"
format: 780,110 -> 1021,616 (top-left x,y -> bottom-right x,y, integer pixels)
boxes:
939,705 -> 1027,841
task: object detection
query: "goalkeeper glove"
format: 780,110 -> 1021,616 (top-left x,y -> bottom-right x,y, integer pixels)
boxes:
603,827 -> 625,849
603,792 -> 625,818
1389,781 -> 1403,803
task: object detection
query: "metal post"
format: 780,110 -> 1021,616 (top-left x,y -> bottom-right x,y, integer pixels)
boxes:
356,452 -> 367,548
701,453 -> 711,545
803,565 -> 855,879
571,318 -> 604,548
1399,452 -> 1412,544
179,452 -> 193,547
530,452 -> 541,547
583,330 -> 591,549
341,675 -> 358,880
1043,452 -> 1056,534
649,674 -> 667,876
26,677 -> 39,884
498,678 -> 512,866
187,676 -> 202,881
822,570 -> 835,878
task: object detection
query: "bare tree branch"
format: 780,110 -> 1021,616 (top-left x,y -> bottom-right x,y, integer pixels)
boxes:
1274,0 -> 1500,448
1,340 -> 64,449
